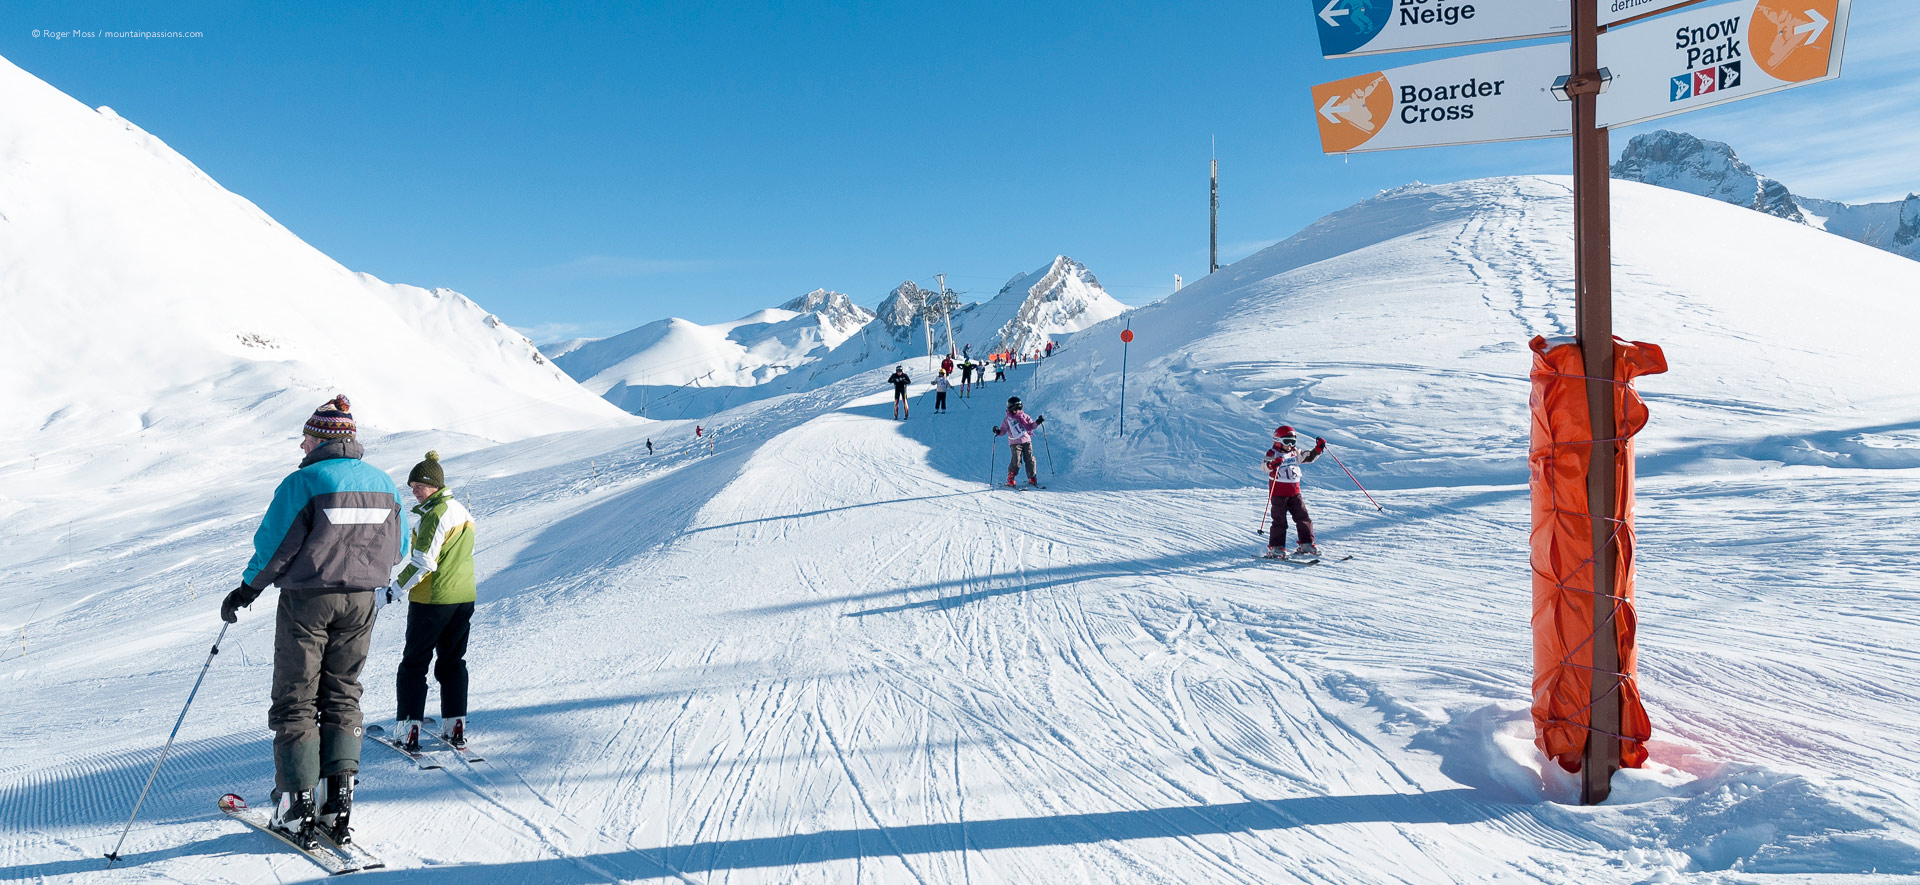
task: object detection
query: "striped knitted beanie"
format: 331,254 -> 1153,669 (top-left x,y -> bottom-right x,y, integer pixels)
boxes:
303,395 -> 356,439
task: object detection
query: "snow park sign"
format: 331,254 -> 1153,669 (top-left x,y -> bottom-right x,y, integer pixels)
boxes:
1301,0 -> 1850,806
1596,0 -> 1851,127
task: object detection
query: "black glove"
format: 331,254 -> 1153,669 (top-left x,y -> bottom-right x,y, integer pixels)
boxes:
992,426 -> 1004,436
1035,415 -> 1045,425
221,584 -> 263,623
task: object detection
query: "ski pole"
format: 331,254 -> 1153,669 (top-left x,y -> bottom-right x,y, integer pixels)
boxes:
1039,422 -> 1056,476
986,432 -> 998,489
1325,449 -> 1384,512
107,622 -> 229,867
1257,480 -> 1273,535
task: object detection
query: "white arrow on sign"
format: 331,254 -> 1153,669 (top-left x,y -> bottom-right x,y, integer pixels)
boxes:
1319,0 -> 1349,28
1797,8 -> 1830,42
1319,94 -> 1349,124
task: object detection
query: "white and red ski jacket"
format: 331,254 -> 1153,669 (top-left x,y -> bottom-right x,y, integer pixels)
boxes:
1264,442 -> 1324,496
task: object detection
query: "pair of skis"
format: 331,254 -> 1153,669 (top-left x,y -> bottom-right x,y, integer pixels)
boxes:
218,793 -> 384,875
220,720 -> 480,874
1258,549 -> 1354,566
366,717 -> 484,769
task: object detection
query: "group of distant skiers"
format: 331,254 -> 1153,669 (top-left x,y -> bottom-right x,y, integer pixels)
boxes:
220,396 -> 478,850
884,350 -> 1330,559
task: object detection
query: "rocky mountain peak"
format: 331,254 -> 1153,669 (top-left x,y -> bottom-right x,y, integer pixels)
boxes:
1612,130 -> 1806,223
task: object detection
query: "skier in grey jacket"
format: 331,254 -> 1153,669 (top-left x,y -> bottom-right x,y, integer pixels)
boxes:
221,395 -> 407,849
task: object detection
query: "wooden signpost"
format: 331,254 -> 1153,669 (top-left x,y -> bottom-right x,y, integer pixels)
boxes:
1304,0 -> 1851,803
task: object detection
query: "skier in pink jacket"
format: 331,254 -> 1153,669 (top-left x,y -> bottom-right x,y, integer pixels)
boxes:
992,396 -> 1045,487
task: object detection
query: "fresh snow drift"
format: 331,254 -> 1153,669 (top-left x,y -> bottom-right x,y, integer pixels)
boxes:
4,51 -> 1919,885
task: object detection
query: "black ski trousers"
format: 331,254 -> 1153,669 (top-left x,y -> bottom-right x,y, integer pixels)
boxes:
271,590 -> 377,792
935,391 -> 948,411
1269,493 -> 1315,547
396,600 -> 472,722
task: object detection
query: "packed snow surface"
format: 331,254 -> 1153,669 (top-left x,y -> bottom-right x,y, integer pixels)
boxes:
4,166 -> 1917,883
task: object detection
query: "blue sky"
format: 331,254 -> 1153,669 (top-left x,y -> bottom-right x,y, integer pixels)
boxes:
3,1 -> 1913,341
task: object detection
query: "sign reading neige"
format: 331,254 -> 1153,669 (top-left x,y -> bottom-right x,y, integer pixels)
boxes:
1310,0 -> 1571,57
1310,42 -> 1570,153
1597,0 -> 1849,128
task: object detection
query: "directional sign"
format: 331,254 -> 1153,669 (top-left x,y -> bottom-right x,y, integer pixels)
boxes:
1310,42 -> 1571,153
1596,0 -> 1849,128
1310,0 -> 1571,57
1598,0 -> 1714,27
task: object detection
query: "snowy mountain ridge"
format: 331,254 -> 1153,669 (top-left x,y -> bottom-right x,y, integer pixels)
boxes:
551,256 -> 1128,418
1613,130 -> 1920,261
988,255 -> 1127,356
543,291 -> 877,415
0,52 -> 630,505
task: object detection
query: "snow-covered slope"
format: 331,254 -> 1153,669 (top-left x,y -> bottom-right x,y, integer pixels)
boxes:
1035,175 -> 1920,488
1614,130 -> 1920,261
0,53 -> 629,480
6,86 -> 1917,882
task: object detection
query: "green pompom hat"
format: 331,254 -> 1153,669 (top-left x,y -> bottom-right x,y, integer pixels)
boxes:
408,450 -> 445,488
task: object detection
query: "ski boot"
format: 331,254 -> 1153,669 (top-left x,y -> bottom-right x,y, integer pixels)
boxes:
1293,543 -> 1320,560
318,774 -> 355,845
444,716 -> 467,749
1262,547 -> 1286,560
1027,477 -> 1040,487
269,789 -> 319,850
1006,473 -> 1017,487
396,718 -> 422,753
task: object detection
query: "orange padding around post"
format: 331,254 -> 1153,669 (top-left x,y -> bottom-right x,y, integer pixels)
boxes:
1528,335 -> 1667,773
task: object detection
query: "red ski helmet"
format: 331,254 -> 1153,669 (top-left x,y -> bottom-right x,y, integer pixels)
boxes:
1274,425 -> 1294,438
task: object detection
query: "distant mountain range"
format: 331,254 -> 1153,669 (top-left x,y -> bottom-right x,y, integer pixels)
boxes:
1613,130 -> 1920,263
547,256 -> 1126,418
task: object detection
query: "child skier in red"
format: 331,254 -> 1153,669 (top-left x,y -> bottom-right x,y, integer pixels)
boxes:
1263,425 -> 1327,559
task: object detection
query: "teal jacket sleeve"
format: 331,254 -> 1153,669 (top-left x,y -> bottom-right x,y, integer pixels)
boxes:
242,472 -> 310,589
395,484 -> 412,567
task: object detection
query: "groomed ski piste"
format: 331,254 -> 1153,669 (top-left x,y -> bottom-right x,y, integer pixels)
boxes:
5,59 -> 1920,884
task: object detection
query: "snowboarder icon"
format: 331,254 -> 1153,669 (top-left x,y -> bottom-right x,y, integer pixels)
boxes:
888,365 -> 912,419
220,395 -> 406,849
1262,425 -> 1327,560
992,396 -> 1044,487
389,451 -> 478,754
